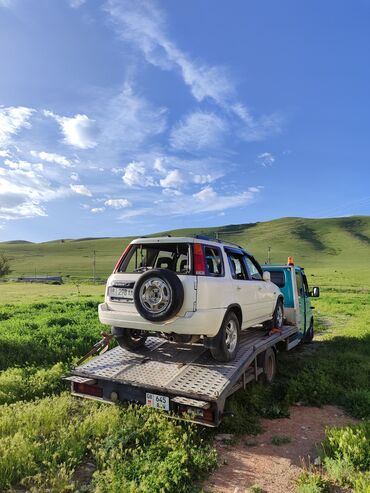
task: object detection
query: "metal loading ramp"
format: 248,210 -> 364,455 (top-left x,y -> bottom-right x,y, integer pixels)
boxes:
71,325 -> 298,406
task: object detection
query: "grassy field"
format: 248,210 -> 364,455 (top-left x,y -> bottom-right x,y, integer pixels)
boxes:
0,216 -> 369,280
0,219 -> 369,491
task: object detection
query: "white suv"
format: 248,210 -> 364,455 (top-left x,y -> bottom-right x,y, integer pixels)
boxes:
99,236 -> 284,361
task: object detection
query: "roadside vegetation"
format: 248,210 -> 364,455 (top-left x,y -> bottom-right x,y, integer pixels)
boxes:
0,264 -> 369,490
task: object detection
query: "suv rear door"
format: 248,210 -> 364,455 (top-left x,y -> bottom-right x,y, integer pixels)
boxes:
244,255 -> 275,319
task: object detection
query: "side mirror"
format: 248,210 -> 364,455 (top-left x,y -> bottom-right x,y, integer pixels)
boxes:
311,287 -> 320,297
262,271 -> 271,282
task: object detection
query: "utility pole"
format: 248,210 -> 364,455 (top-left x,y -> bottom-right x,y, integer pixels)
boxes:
267,246 -> 271,264
93,250 -> 96,283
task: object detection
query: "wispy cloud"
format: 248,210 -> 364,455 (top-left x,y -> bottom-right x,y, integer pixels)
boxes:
257,152 -> 275,167
30,150 -> 71,167
0,167 -> 67,220
104,198 -> 131,209
70,184 -> 92,196
170,111 -> 227,152
0,106 -> 35,147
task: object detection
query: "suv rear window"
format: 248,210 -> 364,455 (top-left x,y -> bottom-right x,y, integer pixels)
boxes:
118,243 -> 191,274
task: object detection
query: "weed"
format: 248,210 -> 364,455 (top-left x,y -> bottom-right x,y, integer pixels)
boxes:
248,485 -> 264,493
271,435 -> 291,446
296,470 -> 330,493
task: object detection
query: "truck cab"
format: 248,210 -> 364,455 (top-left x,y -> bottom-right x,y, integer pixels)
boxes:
262,258 -> 320,341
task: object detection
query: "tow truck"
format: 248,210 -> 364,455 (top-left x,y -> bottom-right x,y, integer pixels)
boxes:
66,257 -> 319,427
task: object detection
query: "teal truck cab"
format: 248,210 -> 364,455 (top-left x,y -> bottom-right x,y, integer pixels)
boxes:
262,257 -> 320,342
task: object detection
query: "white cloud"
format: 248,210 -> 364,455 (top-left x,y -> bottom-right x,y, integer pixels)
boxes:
170,112 -> 227,151
30,150 -> 71,167
104,198 -> 131,209
192,174 -> 215,184
153,157 -> 166,174
192,186 -> 217,202
162,188 -> 182,196
4,159 -> 43,172
91,207 -> 105,213
105,0 -> 234,105
122,161 -> 156,187
98,83 -> 166,152
44,110 -> 98,149
0,167 -> 67,220
69,0 -> 86,7
257,152 -> 275,167
233,104 -> 282,141
159,169 -> 183,188
0,106 -> 35,147
70,172 -> 79,181
0,149 -> 10,157
70,184 -> 92,196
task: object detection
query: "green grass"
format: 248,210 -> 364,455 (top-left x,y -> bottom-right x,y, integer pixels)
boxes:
271,435 -> 291,446
1,216 -> 369,279
0,255 -> 369,490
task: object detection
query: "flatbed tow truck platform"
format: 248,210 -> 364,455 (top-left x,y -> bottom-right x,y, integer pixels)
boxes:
66,324 -> 300,427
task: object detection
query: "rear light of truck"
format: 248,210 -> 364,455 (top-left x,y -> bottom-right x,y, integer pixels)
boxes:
194,243 -> 205,275
74,382 -> 103,398
113,244 -> 132,273
177,404 -> 214,424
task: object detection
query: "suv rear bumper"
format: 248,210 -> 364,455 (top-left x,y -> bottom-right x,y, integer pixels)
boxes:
98,302 -> 225,336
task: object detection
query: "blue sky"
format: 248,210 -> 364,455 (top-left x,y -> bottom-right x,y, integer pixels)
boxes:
0,0 -> 369,242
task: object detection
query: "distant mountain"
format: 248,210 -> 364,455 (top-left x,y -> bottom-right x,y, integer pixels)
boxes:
0,216 -> 369,278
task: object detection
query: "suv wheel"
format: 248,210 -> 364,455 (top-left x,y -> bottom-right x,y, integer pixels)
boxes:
112,327 -> 148,350
134,269 -> 184,322
272,299 -> 284,329
210,311 -> 240,362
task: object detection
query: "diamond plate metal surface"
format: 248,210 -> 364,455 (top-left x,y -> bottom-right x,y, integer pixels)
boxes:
73,326 -> 297,401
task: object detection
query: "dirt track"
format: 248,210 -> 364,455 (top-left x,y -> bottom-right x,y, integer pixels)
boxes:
204,405 -> 356,493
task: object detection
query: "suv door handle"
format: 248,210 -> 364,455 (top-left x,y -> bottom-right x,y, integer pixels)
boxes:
258,287 -> 262,291
236,286 -> 241,290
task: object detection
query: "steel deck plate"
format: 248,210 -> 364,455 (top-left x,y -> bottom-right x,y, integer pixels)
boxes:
72,325 -> 297,401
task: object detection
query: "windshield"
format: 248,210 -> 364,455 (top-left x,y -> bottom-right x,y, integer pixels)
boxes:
118,243 -> 192,274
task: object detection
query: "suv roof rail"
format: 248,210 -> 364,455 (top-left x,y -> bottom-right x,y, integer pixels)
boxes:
193,234 -> 211,241
216,238 -> 244,249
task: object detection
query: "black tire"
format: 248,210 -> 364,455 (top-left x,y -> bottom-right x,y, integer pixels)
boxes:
112,326 -> 148,350
262,347 -> 277,383
303,318 -> 314,343
210,311 -> 241,362
272,298 -> 284,329
133,269 -> 184,322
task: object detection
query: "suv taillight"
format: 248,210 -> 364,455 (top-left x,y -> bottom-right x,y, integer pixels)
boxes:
194,243 -> 205,275
113,244 -> 132,273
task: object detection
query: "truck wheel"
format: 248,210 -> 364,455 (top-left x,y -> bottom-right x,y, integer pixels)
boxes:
134,269 -> 184,322
262,347 -> 276,383
210,311 -> 240,362
112,326 -> 148,350
303,319 -> 314,343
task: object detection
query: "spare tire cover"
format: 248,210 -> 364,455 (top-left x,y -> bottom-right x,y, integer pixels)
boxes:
133,268 -> 185,322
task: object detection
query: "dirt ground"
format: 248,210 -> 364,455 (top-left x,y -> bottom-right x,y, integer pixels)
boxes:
204,405 -> 357,493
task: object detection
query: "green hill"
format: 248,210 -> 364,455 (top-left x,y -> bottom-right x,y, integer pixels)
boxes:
1,216 -> 369,282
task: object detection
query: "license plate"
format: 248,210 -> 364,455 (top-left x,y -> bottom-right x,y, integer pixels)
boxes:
109,287 -> 133,299
146,393 -> 170,411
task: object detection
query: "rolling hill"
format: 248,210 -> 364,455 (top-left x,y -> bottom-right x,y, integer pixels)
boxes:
0,216 -> 369,281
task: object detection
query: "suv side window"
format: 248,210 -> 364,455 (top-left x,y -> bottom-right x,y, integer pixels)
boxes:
204,246 -> 223,276
244,256 -> 263,280
227,251 -> 248,280
296,271 -> 303,296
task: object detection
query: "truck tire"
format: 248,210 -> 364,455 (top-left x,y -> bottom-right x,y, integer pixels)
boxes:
112,326 -> 148,350
133,269 -> 184,322
210,311 -> 240,362
262,347 -> 276,383
303,319 -> 314,343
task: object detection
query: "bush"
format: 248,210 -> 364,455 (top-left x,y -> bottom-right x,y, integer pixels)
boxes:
322,422 -> 370,471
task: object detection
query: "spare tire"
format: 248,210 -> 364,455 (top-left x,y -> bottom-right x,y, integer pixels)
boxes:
133,269 -> 184,322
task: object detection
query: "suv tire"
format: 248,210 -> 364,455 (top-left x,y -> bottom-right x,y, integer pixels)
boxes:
133,269 -> 184,322
210,311 -> 240,362
112,326 -> 148,350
